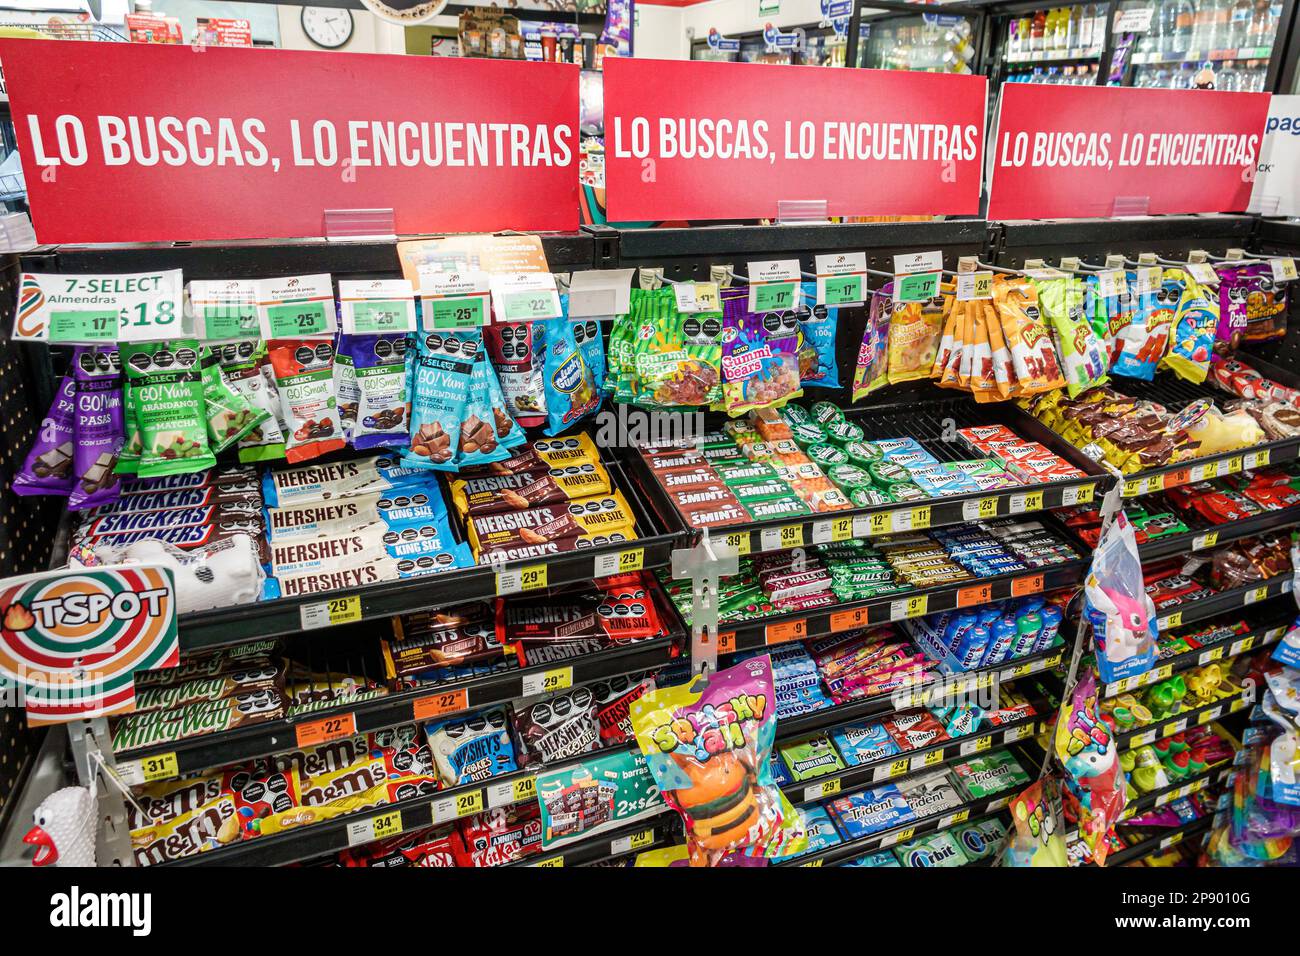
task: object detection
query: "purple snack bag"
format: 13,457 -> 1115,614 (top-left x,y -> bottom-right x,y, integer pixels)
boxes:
68,346 -> 125,511
1216,265 -> 1258,347
346,333 -> 409,450
13,369 -> 77,496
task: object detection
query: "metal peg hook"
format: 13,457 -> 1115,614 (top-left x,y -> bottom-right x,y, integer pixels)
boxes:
975,259 -> 1026,276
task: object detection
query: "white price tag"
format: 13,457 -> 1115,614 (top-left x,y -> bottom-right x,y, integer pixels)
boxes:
187,278 -> 257,341
491,272 -> 563,323
672,283 -> 697,312
1132,266 -> 1163,294
814,252 -> 868,306
1188,262 -> 1220,285
1270,257 -> 1298,283
255,273 -> 337,339
1096,269 -> 1128,298
14,270 -> 186,343
894,250 -> 944,275
851,515 -> 874,538
568,268 -> 634,317
115,760 -> 145,787
338,278 -> 416,335
746,259 -> 802,312
1061,485 -> 1092,506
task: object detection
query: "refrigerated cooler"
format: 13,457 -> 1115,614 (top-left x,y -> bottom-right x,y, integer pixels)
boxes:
985,1 -> 1109,84
689,23 -> 849,65
848,4 -> 982,71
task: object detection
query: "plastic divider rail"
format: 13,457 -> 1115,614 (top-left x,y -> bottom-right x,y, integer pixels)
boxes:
1101,617 -> 1289,697
990,215 -> 1259,270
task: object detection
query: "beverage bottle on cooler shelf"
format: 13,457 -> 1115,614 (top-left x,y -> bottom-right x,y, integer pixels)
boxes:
1169,0 -> 1195,55
1217,59 -> 1239,89
1067,5 -> 1082,49
1032,8 -> 1046,50
1228,0 -> 1253,46
1248,0 -> 1276,48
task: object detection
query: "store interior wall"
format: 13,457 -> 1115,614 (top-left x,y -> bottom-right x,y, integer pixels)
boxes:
679,0 -> 827,36
635,2 -> 688,58
275,4 -> 406,52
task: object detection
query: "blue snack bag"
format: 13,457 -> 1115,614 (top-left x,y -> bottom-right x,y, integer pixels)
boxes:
346,333 -> 410,450
456,347 -> 519,469
539,313 -> 604,436
795,280 -> 840,388
403,328 -> 478,471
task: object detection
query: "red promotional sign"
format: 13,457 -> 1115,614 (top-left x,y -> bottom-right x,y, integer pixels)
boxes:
0,40 -> 579,243
987,84 -> 1270,220
603,58 -> 986,221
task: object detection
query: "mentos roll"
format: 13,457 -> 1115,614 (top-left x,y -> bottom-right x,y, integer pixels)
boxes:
982,616 -> 1019,667
1011,610 -> 1043,659
944,610 -> 979,654
954,623 -> 990,671
1034,604 -> 1064,653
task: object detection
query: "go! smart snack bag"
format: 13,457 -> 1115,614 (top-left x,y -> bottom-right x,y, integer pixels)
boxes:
1161,270 -> 1218,384
267,338 -> 346,464
630,655 -> 806,867
120,340 -> 218,477
345,333 -> 410,450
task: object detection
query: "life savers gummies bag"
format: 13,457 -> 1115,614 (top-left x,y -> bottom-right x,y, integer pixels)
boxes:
1161,270 -> 1218,384
720,289 -> 802,416
630,287 -> 722,409
631,655 -> 805,866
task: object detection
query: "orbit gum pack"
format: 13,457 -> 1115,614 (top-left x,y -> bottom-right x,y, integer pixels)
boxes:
630,655 -> 805,866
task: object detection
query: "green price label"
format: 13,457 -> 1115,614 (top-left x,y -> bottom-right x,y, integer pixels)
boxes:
753,281 -> 798,311
202,304 -> 257,340
895,272 -> 940,303
49,309 -> 118,342
502,291 -> 557,322
822,274 -> 863,306
429,295 -> 487,329
352,300 -> 411,334
266,301 -> 329,337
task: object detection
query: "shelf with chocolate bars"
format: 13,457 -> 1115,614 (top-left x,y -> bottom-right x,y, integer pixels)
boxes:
1020,354 -> 1300,501
1151,572 -> 1294,633
1100,610 -> 1289,698
625,396 -> 1106,563
518,816 -> 679,868
114,576 -> 686,783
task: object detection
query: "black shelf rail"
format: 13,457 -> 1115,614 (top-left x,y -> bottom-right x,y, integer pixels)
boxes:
1152,573 -> 1294,633
516,816 -> 680,868
717,559 -> 1085,655
990,215 -> 1260,270
1115,682 -> 1256,752
1136,503 -> 1300,563
1101,617 -> 1288,698
1104,814 -> 1215,867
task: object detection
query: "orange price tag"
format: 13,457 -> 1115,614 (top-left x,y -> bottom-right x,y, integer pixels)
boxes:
1011,574 -> 1045,597
295,712 -> 357,747
413,687 -> 469,721
958,583 -> 992,607
766,619 -> 807,645
1163,469 -> 1190,488
716,631 -> 736,654
830,607 -> 870,632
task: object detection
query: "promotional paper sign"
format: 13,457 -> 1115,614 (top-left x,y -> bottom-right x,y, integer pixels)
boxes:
1249,94 -> 1300,218
0,40 -> 579,242
0,566 -> 178,725
603,58 -> 986,221
987,84 -> 1269,220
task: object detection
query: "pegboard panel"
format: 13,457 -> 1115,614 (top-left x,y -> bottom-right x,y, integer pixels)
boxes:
992,214 -> 1259,269
0,254 -> 58,825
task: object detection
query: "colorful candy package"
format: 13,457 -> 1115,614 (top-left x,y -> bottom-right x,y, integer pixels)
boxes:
13,369 -> 76,496
993,277 -> 1064,394
538,314 -> 604,436
1217,264 -> 1256,348
720,288 -> 802,416
266,338 -> 345,464
1110,276 -> 1177,380
120,340 -> 218,477
344,333 -> 409,450
455,344 -> 520,469
794,281 -> 840,389
1002,778 -> 1068,867
1239,263 -> 1288,344
404,329 -> 477,471
1162,271 -> 1218,384
214,341 -> 288,463
629,287 -> 722,408
198,346 -> 268,456
886,294 -> 946,385
630,656 -> 805,866
1053,670 -> 1126,866
484,321 -> 547,429
333,336 -> 358,443
1035,274 -> 1108,398
68,346 -> 125,510
851,283 -> 892,400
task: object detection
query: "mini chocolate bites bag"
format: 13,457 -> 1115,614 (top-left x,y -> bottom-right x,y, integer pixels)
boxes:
69,346 -> 125,510
120,340 -> 217,477
456,346 -> 520,469
631,655 -> 806,867
267,338 -> 345,464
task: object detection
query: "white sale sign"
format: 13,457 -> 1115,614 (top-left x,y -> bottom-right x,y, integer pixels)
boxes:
1249,95 -> 1300,217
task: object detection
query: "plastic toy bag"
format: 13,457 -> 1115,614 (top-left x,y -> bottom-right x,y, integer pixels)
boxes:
794,281 -> 840,389
13,369 -> 77,496
630,655 -> 805,866
1002,778 -> 1068,867
1084,511 -> 1158,683
851,284 -> 892,400
538,313 -> 604,436
720,288 -> 802,416
1035,275 -> 1109,398
1161,270 -> 1218,384
1052,670 -> 1127,866
886,294 -> 946,385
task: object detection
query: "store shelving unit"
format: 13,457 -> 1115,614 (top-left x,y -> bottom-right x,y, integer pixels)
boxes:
1101,615 -> 1288,696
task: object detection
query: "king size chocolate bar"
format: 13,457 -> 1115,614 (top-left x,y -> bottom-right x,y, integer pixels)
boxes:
261,454 -> 427,507
450,462 -> 611,517
112,688 -> 288,751
468,491 -> 636,558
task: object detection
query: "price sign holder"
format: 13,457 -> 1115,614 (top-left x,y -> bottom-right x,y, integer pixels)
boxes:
187,278 -> 258,341
491,272 -> 562,323
745,259 -> 802,312
254,273 -> 336,339
893,250 -> 943,303
339,278 -> 416,335
14,270 -> 186,343
814,252 -> 868,307
419,267 -> 492,330
568,268 -> 635,317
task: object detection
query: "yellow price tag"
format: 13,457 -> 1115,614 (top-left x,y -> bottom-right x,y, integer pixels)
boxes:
1166,832 -> 1184,847
1155,664 -> 1173,680
889,758 -> 910,777
779,524 -> 804,549
628,829 -> 654,851
371,811 -> 403,839
894,827 -> 916,843
1163,611 -> 1183,629
949,809 -> 971,826
1226,455 -> 1244,475
1239,637 -> 1256,652
724,531 -> 752,557
1122,479 -> 1143,498
327,595 -> 361,625
1246,585 -> 1269,604
1072,484 -> 1095,505
140,752 -> 178,782
533,856 -> 564,867
924,749 -> 945,766
617,548 -> 645,573
977,497 -> 998,519
521,565 -> 548,591
1198,709 -> 1215,725
893,594 -> 928,619
975,736 -> 993,752
1203,461 -> 1220,479
454,790 -> 484,818
1009,661 -> 1034,679
694,282 -> 721,312
820,777 -> 843,796
513,776 -> 537,802
541,667 -> 573,693
830,516 -> 853,542
910,505 -> 932,531
973,273 -> 992,298
1020,491 -> 1044,512
802,858 -> 825,867
868,511 -> 891,536
1114,677 -> 1132,694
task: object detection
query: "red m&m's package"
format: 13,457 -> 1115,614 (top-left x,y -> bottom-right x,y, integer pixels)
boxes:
630,656 -> 804,866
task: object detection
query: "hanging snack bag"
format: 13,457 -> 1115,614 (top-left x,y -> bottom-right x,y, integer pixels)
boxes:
1161,270 -> 1218,384
993,277 -> 1064,395
982,299 -> 1014,401
934,295 -> 966,387
720,288 -> 802,416
538,314 -> 604,436
1100,282 -> 1137,370
886,294 -> 945,385
1241,263 -> 1289,344
117,367 -> 142,477
345,334 -> 409,450
851,284 -> 892,401
967,297 -> 998,399
1112,274 -> 1177,380
631,656 -> 806,866
198,347 -> 268,456
1217,264 -> 1255,348
794,281 -> 840,389
266,338 -> 345,464
333,335 -> 358,444
68,347 -> 125,511
14,370 -> 77,496
120,340 -> 217,477
631,287 -> 723,409
1036,274 -> 1108,398
457,346 -> 525,468
404,328 -> 478,471
484,321 -> 547,429
215,342 -> 288,463
606,292 -> 639,403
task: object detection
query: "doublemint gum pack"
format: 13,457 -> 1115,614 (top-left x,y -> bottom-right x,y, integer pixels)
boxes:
794,280 -> 840,389
538,314 -> 604,436
214,341 -> 288,462
1162,271 -> 1218,384
120,340 -> 217,477
199,346 -> 268,455
344,333 -> 409,450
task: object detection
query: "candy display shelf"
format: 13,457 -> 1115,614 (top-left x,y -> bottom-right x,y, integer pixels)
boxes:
1103,814 -> 1217,868
1114,683 -> 1257,751
518,816 -> 679,868
1100,615 -> 1289,697
1119,762 -> 1235,820
1152,572 -> 1294,632
114,628 -> 683,784
1135,502 -> 1300,563
174,455 -> 685,652
718,561 -> 1086,655
989,215 -> 1259,270
626,397 -> 1106,563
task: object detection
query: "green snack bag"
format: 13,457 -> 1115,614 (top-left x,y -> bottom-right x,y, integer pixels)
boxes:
629,287 -> 722,409
199,346 -> 269,454
779,733 -> 846,781
116,385 -> 141,475
1035,275 -> 1109,398
121,339 -> 217,477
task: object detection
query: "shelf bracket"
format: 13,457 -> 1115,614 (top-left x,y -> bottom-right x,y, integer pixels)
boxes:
67,717 -> 136,868
671,530 -> 739,677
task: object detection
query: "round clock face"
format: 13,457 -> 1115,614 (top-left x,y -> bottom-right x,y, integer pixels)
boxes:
361,0 -> 448,26
301,6 -> 353,48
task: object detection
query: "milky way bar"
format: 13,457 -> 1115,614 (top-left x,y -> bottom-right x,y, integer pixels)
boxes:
133,664 -> 284,714
112,689 -> 288,751
450,462 -> 611,517
261,454 -> 429,507
87,485 -> 261,516
468,491 -> 636,557
135,648 -> 277,689
74,500 -> 263,539
120,465 -> 257,495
